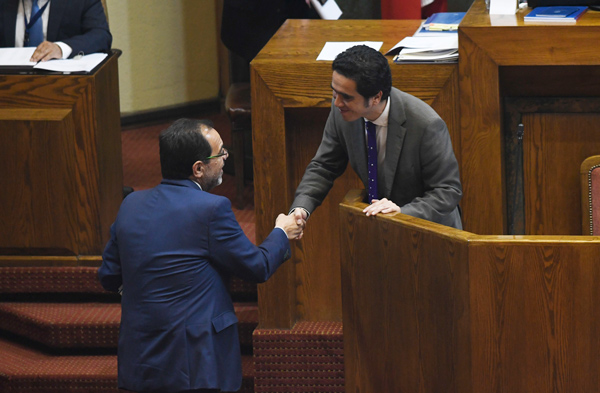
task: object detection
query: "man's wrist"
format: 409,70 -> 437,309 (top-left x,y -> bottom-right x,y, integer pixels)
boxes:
55,42 -> 72,59
274,226 -> 288,238
289,207 -> 310,219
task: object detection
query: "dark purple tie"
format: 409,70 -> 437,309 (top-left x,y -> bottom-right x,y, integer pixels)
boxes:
365,121 -> 378,202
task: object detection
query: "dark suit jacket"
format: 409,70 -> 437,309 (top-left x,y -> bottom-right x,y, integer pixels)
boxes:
0,0 -> 111,57
221,0 -> 316,61
292,87 -> 463,229
98,179 -> 291,393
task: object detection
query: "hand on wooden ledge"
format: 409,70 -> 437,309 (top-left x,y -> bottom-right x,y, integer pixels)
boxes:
362,198 -> 401,216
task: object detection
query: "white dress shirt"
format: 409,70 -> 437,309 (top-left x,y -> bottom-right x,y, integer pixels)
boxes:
15,0 -> 72,58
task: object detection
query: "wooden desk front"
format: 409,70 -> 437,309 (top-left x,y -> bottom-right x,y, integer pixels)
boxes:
0,53 -> 122,259
251,20 -> 459,327
460,0 -> 600,235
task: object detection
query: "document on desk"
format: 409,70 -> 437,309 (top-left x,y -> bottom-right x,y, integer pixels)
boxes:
33,53 -> 107,72
0,48 -> 36,66
385,36 -> 458,56
0,47 -> 107,72
317,41 -> 383,61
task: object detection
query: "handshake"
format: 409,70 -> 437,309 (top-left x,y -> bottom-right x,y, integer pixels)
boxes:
275,209 -> 308,240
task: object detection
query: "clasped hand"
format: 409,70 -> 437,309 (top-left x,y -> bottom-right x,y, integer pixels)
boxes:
276,213 -> 305,240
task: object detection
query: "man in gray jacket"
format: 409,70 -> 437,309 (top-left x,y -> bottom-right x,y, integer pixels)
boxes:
290,45 -> 462,229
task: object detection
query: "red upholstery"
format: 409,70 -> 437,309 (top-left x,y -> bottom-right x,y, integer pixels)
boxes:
253,321 -> 344,392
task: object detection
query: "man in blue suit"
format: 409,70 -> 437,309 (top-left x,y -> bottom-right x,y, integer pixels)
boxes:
98,118 -> 304,393
0,0 -> 111,61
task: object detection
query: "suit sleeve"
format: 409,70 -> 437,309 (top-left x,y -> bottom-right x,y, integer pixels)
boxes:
399,117 -> 462,223
290,105 -> 349,214
98,222 -> 123,292
61,0 -> 112,57
208,197 -> 291,283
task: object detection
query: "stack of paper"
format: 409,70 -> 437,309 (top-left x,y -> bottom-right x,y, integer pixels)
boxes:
414,12 -> 466,36
0,48 -> 107,72
388,36 -> 458,63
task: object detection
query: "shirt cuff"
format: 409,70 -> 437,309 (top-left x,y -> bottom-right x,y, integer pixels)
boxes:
274,226 -> 288,238
288,207 -> 310,219
55,42 -> 72,59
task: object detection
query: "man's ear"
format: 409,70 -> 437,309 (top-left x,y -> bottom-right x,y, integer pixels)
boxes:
372,91 -> 383,106
192,160 -> 204,179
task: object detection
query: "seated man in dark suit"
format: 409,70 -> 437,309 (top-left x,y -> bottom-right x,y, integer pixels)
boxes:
0,0 -> 111,62
98,119 -> 304,393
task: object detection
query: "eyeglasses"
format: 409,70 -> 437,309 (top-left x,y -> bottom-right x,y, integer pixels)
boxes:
204,148 -> 228,160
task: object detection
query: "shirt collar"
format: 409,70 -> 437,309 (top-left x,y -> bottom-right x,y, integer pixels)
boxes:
364,98 -> 390,127
191,179 -> 202,190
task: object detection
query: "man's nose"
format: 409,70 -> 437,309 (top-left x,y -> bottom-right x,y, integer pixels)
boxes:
334,94 -> 344,107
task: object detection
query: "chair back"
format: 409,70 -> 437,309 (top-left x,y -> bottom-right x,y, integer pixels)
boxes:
580,155 -> 600,235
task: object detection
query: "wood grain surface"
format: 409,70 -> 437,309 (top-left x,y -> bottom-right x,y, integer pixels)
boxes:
459,0 -> 600,235
0,54 -> 122,257
340,191 -> 600,393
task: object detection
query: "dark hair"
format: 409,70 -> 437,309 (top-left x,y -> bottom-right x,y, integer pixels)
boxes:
332,45 -> 392,102
159,118 -> 213,180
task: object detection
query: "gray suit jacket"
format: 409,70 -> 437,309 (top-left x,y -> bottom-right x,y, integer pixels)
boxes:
291,87 -> 463,229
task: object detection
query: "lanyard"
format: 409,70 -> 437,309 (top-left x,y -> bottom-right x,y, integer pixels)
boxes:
23,0 -> 50,43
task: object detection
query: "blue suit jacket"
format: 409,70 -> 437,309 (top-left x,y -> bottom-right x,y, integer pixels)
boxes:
0,0 -> 111,57
98,179 -> 291,392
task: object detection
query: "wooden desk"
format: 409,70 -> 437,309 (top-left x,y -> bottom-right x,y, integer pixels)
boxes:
340,190 -> 600,393
0,53 -> 122,260
251,20 -> 459,327
459,1 -> 600,235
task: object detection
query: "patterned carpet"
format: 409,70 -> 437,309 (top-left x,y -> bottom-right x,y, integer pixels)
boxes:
121,114 -> 256,243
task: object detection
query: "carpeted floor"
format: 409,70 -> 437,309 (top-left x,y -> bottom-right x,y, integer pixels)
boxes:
120,114 -> 256,243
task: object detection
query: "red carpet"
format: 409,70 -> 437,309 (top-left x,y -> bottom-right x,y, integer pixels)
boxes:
121,114 -> 256,244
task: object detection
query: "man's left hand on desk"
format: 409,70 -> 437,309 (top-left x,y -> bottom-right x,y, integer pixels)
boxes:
363,198 -> 401,216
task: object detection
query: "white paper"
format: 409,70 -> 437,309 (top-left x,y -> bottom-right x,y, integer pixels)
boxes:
489,0 -> 517,15
33,53 -> 108,72
387,36 -> 458,55
310,0 -> 343,20
396,48 -> 458,61
0,47 -> 36,66
316,41 -> 383,61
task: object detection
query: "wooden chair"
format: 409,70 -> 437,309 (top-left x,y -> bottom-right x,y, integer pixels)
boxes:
580,155 -> 600,235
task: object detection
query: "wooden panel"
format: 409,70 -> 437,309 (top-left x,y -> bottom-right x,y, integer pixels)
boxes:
470,240 -> 600,392
460,0 -> 600,235
0,54 -> 122,258
287,108 -> 361,322
252,66 -> 296,328
458,29 -> 504,234
0,113 -> 79,255
94,54 -> 124,248
524,113 -> 600,235
341,191 -> 600,393
340,195 -> 472,393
